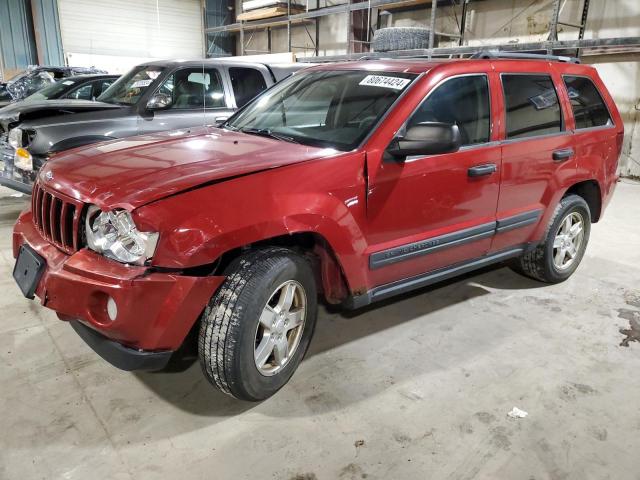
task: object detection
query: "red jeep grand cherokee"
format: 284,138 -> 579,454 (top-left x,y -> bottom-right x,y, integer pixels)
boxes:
12,57 -> 622,400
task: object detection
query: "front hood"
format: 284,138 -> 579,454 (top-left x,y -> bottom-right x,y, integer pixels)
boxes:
40,127 -> 340,210
0,100 -> 121,129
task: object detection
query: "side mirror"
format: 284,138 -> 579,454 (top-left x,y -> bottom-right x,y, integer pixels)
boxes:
387,122 -> 462,159
146,93 -> 172,110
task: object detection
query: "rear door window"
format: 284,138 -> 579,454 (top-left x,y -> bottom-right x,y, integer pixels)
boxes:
563,76 -> 612,129
408,75 -> 490,146
502,74 -> 563,139
229,67 -> 268,108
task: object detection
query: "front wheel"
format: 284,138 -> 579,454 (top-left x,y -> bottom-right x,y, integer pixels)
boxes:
511,194 -> 591,283
198,247 -> 317,401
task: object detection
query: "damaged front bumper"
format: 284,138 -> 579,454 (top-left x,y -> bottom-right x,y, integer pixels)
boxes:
13,210 -> 225,370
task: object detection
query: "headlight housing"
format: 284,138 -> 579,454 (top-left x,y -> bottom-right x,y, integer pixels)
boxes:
14,147 -> 33,171
85,205 -> 159,265
8,128 -> 22,148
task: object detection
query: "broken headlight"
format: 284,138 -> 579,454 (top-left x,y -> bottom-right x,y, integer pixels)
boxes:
8,128 -> 22,148
85,205 -> 159,265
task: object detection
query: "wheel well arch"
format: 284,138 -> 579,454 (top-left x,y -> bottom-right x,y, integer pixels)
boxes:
213,232 -> 351,305
563,180 -> 602,223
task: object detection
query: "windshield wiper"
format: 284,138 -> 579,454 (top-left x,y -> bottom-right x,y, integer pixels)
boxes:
240,127 -> 299,144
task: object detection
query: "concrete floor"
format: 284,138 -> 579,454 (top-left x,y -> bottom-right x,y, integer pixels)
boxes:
1,182 -> 640,480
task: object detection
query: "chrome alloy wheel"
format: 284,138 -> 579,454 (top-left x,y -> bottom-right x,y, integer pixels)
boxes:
552,211 -> 585,271
254,280 -> 307,376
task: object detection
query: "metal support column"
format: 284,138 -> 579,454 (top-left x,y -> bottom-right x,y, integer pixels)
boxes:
576,0 -> 591,56
548,0 -> 561,41
427,0 -> 437,59
287,0 -> 292,52
459,0 -> 469,47
346,0 -> 352,54
577,0 -> 590,40
315,18 -> 320,56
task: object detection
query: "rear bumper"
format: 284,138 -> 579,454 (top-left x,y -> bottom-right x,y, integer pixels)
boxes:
13,210 -> 225,357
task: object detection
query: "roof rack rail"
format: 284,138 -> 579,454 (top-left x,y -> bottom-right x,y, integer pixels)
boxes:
470,50 -> 580,64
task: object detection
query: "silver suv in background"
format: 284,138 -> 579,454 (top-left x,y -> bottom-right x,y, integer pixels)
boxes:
1,59 -> 306,193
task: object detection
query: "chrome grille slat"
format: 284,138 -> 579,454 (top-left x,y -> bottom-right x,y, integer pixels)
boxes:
31,181 -> 83,254
71,205 -> 80,251
34,185 -> 42,228
60,202 -> 69,246
50,198 -> 61,243
41,193 -> 51,239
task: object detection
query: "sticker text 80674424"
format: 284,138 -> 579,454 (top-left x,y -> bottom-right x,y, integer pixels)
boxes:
359,75 -> 411,90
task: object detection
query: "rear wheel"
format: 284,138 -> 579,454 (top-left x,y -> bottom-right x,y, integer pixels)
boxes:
511,194 -> 591,283
198,247 -> 317,401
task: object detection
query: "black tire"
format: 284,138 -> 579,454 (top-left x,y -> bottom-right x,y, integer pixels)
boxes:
198,247 -> 317,401
372,27 -> 431,52
510,194 -> 591,283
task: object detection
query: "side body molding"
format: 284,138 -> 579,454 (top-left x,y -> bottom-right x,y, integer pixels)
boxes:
369,209 -> 542,270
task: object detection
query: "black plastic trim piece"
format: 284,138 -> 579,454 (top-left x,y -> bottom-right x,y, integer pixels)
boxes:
496,209 -> 542,234
370,221 -> 496,270
70,321 -> 173,371
369,209 -> 542,270
346,247 -> 525,309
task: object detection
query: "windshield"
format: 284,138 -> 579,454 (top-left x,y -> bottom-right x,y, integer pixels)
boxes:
24,79 -> 77,101
226,70 -> 416,150
97,65 -> 164,105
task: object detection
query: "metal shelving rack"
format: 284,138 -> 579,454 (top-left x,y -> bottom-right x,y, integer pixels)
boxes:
204,0 -> 640,60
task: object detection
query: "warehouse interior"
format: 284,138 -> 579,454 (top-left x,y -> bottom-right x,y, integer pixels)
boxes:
1,0 -> 639,479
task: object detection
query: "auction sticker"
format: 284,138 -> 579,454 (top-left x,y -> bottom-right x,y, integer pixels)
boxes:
359,75 -> 411,90
131,79 -> 153,88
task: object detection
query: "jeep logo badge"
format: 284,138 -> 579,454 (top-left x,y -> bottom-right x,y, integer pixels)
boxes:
45,171 -> 53,181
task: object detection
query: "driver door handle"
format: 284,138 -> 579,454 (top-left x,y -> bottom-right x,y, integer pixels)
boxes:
468,163 -> 497,177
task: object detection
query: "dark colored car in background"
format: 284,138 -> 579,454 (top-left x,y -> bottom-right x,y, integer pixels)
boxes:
18,74 -> 119,103
0,66 -> 108,107
1,59 -> 305,193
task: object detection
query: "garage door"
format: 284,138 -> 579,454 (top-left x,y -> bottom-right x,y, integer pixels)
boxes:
57,0 -> 203,59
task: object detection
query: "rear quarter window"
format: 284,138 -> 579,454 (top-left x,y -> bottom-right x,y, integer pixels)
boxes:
563,75 -> 612,129
230,67 -> 268,108
502,74 -> 563,139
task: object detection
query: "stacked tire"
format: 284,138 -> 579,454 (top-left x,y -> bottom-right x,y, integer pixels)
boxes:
372,27 -> 431,52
